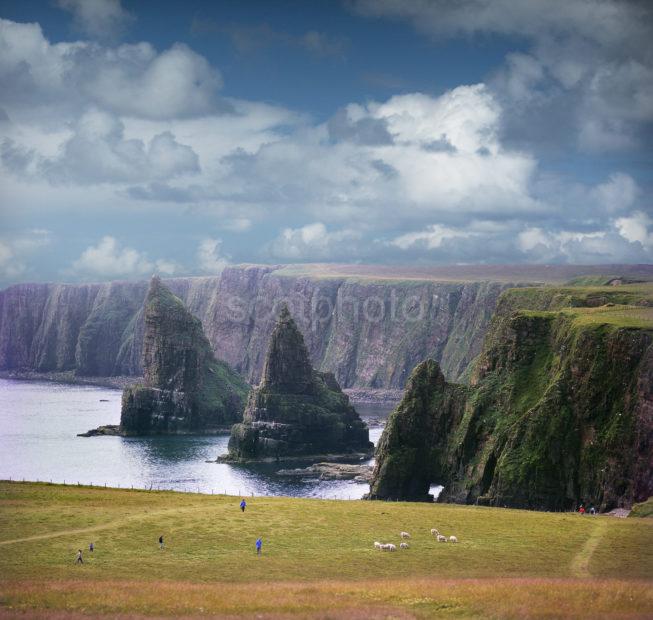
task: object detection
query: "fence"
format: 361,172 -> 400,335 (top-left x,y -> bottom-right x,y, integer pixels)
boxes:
3,477 -> 365,501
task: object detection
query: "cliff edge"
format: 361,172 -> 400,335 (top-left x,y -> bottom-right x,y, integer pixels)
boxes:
369,283 -> 653,511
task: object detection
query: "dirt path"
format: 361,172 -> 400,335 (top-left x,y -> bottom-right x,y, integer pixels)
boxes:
0,503 -> 206,546
570,517 -> 608,578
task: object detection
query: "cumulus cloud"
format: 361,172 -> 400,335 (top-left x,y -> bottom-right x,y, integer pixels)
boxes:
268,223 -> 361,260
40,109 -> 200,184
615,212 -> 653,251
196,238 -> 230,273
0,19 -> 223,121
56,0 -> 134,40
351,0 -> 653,153
71,236 -> 178,278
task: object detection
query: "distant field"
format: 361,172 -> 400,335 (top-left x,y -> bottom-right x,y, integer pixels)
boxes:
273,263 -> 653,284
0,482 -> 651,618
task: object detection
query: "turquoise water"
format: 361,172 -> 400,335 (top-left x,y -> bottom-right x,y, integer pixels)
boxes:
0,378 -> 392,499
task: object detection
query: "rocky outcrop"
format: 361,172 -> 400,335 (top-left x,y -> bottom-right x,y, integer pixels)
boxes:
2,265 -> 652,389
120,277 -> 249,435
367,360 -> 468,501
227,306 -> 372,459
369,285 -> 653,511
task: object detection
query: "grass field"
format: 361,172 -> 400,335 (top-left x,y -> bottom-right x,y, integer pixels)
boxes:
0,482 -> 652,618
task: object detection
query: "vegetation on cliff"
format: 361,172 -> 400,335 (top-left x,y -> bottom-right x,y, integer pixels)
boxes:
120,277 -> 248,434
370,283 -> 653,511
228,305 -> 371,459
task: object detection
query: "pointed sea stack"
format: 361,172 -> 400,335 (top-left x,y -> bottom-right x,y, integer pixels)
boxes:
120,276 -> 249,434
227,305 -> 372,459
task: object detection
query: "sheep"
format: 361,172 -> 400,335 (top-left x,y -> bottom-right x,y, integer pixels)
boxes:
437,534 -> 447,542
449,535 -> 458,543
374,541 -> 382,550
400,542 -> 410,549
400,531 -> 411,539
382,543 -> 397,551
430,528 -> 439,536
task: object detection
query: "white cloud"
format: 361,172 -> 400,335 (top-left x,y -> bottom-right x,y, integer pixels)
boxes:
70,236 -> 177,278
352,1 -> 653,153
391,225 -> 475,250
0,19 -> 222,121
41,109 -> 199,184
269,223 -> 361,260
56,0 -> 134,40
196,238 -> 230,273
615,212 -> 653,250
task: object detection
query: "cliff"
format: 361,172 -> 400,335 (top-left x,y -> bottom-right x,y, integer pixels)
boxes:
369,283 -> 653,511
1,264 -> 651,389
120,277 -> 249,434
227,306 -> 371,459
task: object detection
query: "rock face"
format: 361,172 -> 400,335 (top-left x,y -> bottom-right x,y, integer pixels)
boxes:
2,264 -> 652,389
369,285 -> 653,511
227,306 -> 371,459
120,277 -> 249,435
367,360 -> 467,501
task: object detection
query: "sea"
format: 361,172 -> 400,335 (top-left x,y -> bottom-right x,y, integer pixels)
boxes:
0,378 -> 403,500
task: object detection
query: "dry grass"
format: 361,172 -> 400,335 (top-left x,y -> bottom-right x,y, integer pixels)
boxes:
1,482 -> 652,618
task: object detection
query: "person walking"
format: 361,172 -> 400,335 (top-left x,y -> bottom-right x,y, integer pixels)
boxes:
256,537 -> 262,556
240,499 -> 247,512
89,542 -> 94,553
75,549 -> 83,564
159,535 -> 164,550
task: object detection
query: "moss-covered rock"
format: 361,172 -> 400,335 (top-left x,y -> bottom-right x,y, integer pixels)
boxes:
369,284 -> 653,511
120,277 -> 249,435
227,306 -> 372,459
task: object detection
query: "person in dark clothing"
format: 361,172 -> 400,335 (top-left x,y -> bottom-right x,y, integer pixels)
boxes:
159,535 -> 164,550
75,549 -> 83,564
240,499 -> 247,512
89,542 -> 94,553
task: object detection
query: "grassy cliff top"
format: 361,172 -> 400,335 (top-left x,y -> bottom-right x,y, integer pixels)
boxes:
269,263 -> 653,284
0,482 -> 652,618
500,282 -> 653,331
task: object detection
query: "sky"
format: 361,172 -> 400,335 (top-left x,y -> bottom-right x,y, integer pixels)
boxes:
0,0 -> 652,286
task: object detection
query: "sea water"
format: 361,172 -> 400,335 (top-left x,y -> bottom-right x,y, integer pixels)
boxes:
0,378 -> 397,499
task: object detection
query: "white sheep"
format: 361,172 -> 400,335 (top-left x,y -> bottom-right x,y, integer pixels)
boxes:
400,542 -> 409,549
437,534 -> 447,542
400,531 -> 411,539
430,528 -> 439,536
449,535 -> 458,543
374,541 -> 382,550
382,543 -> 397,551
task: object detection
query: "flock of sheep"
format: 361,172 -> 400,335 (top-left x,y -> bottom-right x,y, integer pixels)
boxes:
373,529 -> 458,551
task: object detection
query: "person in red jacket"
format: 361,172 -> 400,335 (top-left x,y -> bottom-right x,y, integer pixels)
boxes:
579,505 -> 585,514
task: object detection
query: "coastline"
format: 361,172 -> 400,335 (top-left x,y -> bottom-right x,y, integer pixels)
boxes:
0,370 -> 401,404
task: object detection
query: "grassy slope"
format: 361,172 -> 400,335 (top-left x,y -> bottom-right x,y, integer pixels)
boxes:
0,482 -> 651,618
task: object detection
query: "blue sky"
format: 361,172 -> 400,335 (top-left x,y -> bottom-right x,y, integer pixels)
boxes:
0,0 -> 652,286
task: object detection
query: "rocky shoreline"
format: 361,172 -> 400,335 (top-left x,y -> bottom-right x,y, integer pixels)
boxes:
1,371 -> 399,405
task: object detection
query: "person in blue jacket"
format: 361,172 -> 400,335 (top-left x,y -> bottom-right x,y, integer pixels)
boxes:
240,499 -> 247,512
256,537 -> 262,556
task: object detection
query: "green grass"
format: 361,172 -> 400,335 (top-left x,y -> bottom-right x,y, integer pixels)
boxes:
1,482 -> 652,618
630,497 -> 653,518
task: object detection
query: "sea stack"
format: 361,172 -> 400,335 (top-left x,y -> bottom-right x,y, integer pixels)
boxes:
120,276 -> 249,434
227,305 -> 372,459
